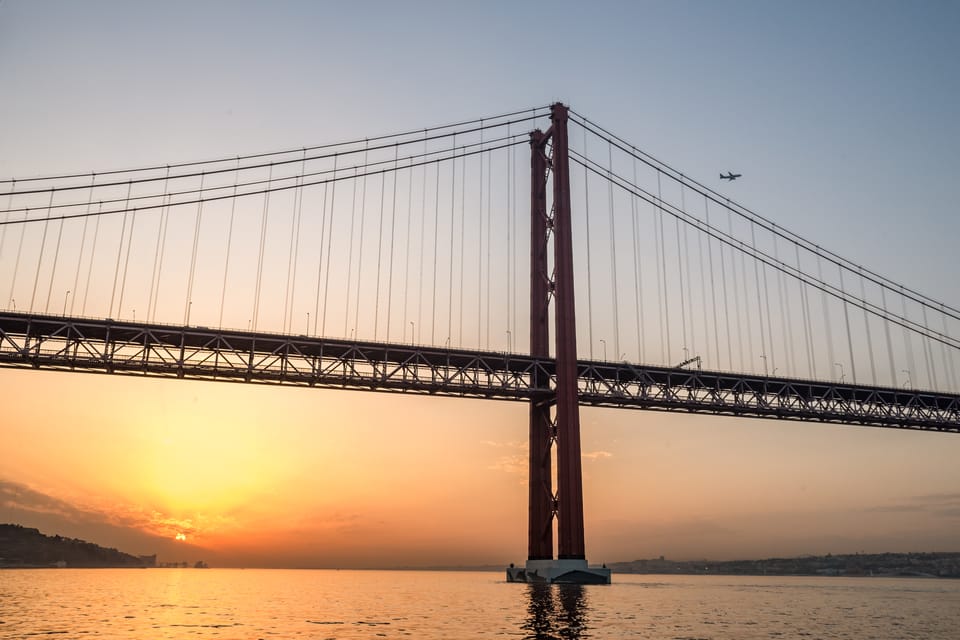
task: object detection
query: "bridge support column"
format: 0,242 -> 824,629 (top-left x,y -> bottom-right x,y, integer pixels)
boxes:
507,103 -> 610,585
528,128 -> 554,561
549,103 -> 586,561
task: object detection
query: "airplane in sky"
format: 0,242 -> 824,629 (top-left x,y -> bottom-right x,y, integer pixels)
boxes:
720,172 -> 742,181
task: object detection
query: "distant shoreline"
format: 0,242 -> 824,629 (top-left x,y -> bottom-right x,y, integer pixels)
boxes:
606,552 -> 960,579
3,565 -> 959,579
4,524 -> 958,576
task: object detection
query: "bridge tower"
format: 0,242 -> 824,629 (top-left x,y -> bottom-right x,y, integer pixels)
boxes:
507,103 -> 611,584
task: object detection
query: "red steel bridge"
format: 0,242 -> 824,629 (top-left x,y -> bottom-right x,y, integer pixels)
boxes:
2,103 -> 958,582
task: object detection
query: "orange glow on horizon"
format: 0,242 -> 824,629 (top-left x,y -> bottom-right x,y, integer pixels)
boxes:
3,369 -> 960,567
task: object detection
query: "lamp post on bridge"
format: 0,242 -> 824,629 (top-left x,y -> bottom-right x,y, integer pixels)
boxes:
902,369 -> 912,388
600,339 -> 607,361
835,362 -> 845,383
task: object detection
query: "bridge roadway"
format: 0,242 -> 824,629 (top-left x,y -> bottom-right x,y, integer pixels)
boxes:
1,312 -> 958,433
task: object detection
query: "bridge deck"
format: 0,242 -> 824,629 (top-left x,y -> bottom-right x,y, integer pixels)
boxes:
1,312 -> 958,433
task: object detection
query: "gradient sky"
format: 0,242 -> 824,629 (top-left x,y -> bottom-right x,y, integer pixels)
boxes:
1,0 -> 959,568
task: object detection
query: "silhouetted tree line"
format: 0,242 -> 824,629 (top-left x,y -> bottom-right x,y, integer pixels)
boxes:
0,524 -> 148,568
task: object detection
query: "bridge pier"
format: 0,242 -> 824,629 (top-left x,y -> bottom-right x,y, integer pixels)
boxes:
507,103 -> 610,585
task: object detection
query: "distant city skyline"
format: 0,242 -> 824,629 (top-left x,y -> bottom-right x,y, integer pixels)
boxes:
2,0 -> 959,568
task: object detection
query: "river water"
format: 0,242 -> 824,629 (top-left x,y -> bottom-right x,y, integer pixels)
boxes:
2,569 -> 958,639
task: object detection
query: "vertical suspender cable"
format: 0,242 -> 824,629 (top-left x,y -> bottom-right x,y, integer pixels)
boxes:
105,184 -> 130,317
430,161 -> 440,344
344,163 -> 359,337
680,182 -> 693,359
147,170 -> 169,322
448,137 -> 457,344
44,188 -> 69,313
738,237 -> 754,372
252,165 -> 273,331
921,305 -> 936,388
758,227 -> 775,374
459,147 -> 466,345
477,127 -> 483,349
0,179 -> 12,268
288,153 -> 305,333
320,154 -> 339,337
506,123 -> 513,351
9,207 -> 28,311
880,285 -> 896,386
486,145 -> 492,349
902,289 -> 916,387
704,199 -> 721,368
117,201 -> 139,320
797,245 -> 815,377
282,153 -> 304,332
351,153 -> 367,338
2,180 -> 17,307
314,168 -> 330,335
938,313 -> 952,390
584,131 -> 595,359
348,146 -> 367,337
817,253 -> 836,378
218,160 -> 240,329
511,126 -> 519,348
631,156 -> 644,362
654,174 -> 666,363
675,188 -> 688,359
386,147 -> 400,341
707,200 -> 728,369
607,141 -> 620,359
416,136 -> 427,343
695,201 -> 709,366
373,169 -> 386,339
838,265 -> 857,383
859,270 -> 877,384
477,126 -> 484,349
183,173 -> 205,325
81,203 -> 103,317
29,190 -> 55,313
70,175 -> 97,316
749,222 -> 768,374
773,228 -> 794,376
152,195 -> 172,323
402,151 -> 414,342
727,206 -> 744,372
942,308 -> 957,391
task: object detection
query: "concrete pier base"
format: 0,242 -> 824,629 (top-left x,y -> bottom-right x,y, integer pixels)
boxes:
506,559 -> 611,584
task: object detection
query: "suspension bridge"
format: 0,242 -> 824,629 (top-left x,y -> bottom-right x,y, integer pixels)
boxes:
1,103 -> 958,583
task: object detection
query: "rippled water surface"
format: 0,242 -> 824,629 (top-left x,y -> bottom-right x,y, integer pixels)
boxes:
2,569 -> 959,638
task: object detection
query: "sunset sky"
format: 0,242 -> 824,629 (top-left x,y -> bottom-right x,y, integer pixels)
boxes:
2,0 -> 959,568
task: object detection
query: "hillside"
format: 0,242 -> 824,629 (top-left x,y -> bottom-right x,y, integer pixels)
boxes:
0,524 -> 153,568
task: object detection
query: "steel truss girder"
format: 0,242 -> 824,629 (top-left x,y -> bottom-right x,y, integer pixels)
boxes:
1,312 -> 958,433
0,313 -> 543,400
576,361 -> 960,432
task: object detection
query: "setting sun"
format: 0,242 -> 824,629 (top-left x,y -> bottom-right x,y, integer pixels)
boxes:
175,533 -> 187,541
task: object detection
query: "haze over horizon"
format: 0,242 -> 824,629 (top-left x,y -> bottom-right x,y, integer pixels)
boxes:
2,0 -> 959,569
